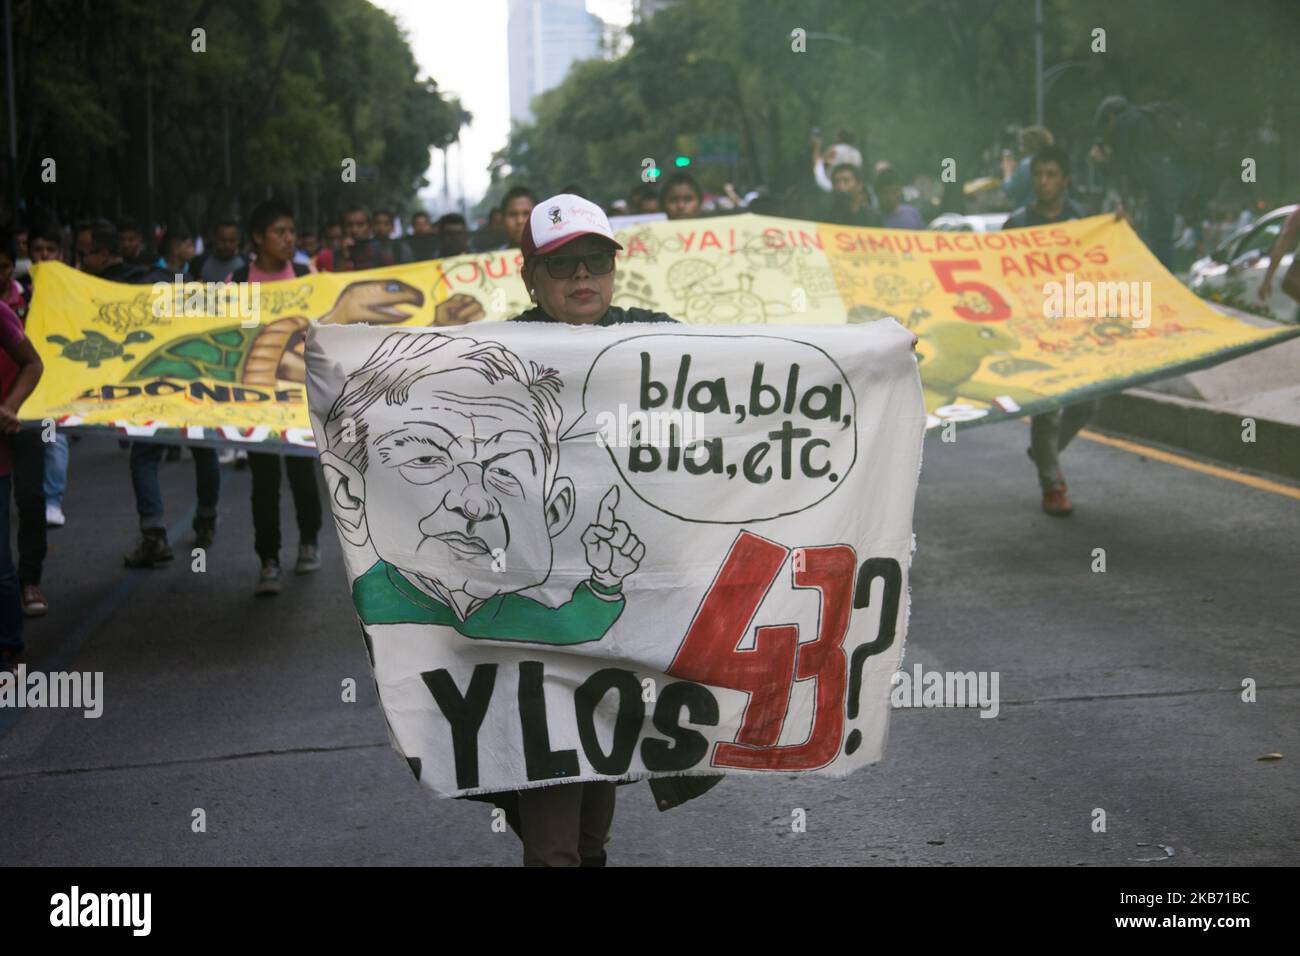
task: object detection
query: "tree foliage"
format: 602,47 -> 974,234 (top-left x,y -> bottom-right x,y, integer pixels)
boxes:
4,0 -> 468,229
494,0 -> 1299,209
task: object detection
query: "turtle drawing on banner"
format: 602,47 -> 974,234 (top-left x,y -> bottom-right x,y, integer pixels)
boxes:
47,329 -> 154,368
123,279 -> 424,387
317,331 -> 643,645
916,322 -> 1046,411
666,259 -> 788,324
872,272 -> 933,308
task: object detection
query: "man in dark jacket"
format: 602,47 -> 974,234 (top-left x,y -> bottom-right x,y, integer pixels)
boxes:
1091,95 -> 1199,270
78,219 -> 171,285
1002,147 -> 1096,516
79,220 -> 222,565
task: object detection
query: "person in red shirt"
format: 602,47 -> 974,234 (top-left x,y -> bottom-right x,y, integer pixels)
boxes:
1,224 -> 57,617
229,201 -> 322,596
0,245 -> 45,671
315,221 -> 343,271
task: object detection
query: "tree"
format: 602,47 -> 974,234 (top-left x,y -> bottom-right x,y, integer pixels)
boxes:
493,0 -> 1298,212
2,0 -> 468,232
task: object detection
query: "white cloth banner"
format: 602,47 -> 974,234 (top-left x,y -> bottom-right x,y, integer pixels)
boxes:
305,320 -> 925,798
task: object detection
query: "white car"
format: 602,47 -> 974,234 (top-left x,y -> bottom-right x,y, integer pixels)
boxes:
1188,204 -> 1299,322
927,212 -> 1009,233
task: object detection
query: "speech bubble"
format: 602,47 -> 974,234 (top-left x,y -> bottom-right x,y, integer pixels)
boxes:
561,334 -> 857,524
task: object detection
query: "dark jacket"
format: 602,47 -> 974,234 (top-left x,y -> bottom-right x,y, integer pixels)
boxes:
189,251 -> 246,282
458,301 -> 724,819
508,304 -> 676,326
1003,198 -> 1088,229
98,260 -> 174,285
825,194 -> 882,229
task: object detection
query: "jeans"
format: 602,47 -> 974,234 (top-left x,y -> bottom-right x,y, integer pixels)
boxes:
130,442 -> 220,531
516,781 -> 617,867
1029,400 -> 1099,492
11,430 -> 47,587
43,432 -> 70,507
249,452 -> 321,562
0,475 -> 23,652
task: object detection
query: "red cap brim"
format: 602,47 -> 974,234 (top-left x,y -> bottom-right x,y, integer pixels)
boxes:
523,226 -> 623,260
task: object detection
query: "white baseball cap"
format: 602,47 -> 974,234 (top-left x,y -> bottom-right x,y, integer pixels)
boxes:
521,193 -> 623,259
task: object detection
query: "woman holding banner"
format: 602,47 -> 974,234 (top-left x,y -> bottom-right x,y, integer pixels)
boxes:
469,193 -> 722,866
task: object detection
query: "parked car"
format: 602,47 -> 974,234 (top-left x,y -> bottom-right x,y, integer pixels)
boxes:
927,212 -> 1009,233
1188,204 -> 1299,322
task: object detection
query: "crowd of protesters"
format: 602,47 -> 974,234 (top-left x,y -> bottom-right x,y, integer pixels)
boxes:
0,94 -> 1290,672
0,192 -> 529,667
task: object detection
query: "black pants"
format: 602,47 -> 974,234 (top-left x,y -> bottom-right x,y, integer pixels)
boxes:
10,430 -> 47,588
249,452 -> 322,562
516,782 -> 617,867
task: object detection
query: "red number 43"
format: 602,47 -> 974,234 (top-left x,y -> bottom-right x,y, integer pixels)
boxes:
667,531 -> 857,771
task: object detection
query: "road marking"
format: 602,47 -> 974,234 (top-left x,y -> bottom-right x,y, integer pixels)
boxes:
1079,429 -> 1300,501
0,741 -> 388,782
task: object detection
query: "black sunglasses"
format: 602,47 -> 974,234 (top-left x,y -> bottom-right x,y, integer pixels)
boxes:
538,251 -> 615,279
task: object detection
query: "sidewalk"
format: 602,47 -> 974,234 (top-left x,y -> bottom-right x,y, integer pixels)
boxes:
1092,305 -> 1300,482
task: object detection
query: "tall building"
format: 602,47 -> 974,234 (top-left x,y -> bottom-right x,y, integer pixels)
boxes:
508,0 -> 605,125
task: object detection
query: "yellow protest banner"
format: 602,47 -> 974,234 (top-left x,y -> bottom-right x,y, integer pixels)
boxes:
21,214 -> 1298,450
22,260 -> 453,452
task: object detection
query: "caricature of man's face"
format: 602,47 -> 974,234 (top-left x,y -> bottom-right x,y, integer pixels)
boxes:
356,368 -> 573,602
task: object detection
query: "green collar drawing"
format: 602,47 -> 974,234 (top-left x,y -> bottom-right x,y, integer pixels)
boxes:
352,560 -> 625,646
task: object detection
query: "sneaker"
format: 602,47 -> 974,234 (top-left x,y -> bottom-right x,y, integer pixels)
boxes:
1041,485 -> 1074,517
255,560 -> 282,597
294,544 -> 321,575
21,585 -> 48,617
193,514 -> 217,549
234,450 -> 249,470
124,528 -> 174,567
45,503 -> 66,528
217,448 -> 237,465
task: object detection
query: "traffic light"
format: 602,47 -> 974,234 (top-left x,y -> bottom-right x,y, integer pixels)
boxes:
674,155 -> 691,168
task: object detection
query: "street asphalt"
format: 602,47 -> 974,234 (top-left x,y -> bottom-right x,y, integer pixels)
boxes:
2,420 -> 1297,866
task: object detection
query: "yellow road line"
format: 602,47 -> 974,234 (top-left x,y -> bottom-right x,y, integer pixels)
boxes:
1078,429 -> 1300,501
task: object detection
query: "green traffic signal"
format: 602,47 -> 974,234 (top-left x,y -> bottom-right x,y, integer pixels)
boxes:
674,156 -> 691,167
